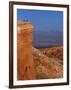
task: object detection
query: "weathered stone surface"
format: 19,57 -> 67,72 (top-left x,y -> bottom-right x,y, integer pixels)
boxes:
17,21 -> 63,80
17,21 -> 36,80
33,47 -> 63,79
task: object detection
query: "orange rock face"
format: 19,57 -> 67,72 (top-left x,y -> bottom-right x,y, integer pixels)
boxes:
17,21 -> 36,80
17,21 -> 63,80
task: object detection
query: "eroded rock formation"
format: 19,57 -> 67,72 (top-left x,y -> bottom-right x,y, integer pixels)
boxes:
17,21 -> 36,80
17,21 -> 63,80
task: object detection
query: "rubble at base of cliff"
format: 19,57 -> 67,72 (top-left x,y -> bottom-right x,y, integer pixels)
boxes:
33,46 -> 63,79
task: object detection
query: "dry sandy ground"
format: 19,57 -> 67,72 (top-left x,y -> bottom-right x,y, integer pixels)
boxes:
33,47 -> 63,79
38,46 -> 63,61
17,21 -> 63,80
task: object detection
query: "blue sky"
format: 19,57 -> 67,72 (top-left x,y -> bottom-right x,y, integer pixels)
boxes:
17,9 -> 63,47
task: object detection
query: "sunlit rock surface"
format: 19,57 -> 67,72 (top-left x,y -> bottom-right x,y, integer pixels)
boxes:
17,21 -> 63,80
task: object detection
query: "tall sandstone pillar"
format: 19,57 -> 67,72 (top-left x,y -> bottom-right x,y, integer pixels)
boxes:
17,21 -> 36,80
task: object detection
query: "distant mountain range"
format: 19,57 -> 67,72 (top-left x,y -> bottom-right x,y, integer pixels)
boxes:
33,30 -> 63,48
